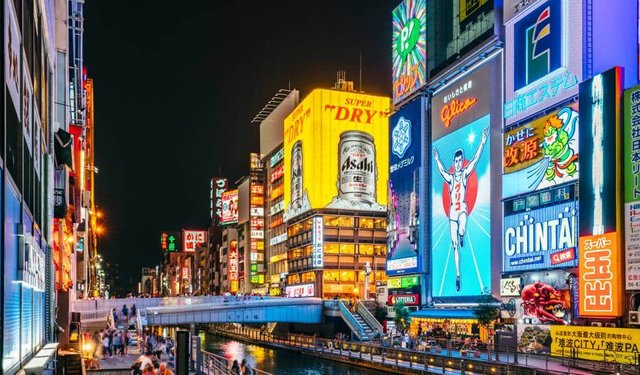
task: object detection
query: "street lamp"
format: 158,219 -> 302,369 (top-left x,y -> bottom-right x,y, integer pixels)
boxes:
362,261 -> 372,300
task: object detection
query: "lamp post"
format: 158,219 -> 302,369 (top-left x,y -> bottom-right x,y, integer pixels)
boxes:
362,261 -> 372,300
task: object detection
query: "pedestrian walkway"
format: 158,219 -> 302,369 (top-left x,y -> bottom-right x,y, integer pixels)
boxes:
212,325 -> 606,375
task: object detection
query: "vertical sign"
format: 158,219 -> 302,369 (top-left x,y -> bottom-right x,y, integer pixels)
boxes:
211,177 -> 228,222
387,97 -> 422,275
312,216 -> 324,268
229,240 -> 239,293
578,67 -> 623,317
182,230 -> 206,252
392,0 -> 427,105
624,84 -> 640,290
579,233 -> 621,317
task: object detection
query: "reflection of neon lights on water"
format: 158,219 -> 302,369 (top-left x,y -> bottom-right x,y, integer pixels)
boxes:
591,75 -> 604,235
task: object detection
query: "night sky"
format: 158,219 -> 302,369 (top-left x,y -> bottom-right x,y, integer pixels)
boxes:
85,1 -> 395,291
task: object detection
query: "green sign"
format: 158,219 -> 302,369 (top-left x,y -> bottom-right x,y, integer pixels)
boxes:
401,276 -> 419,288
624,84 -> 640,203
396,18 -> 420,59
250,264 -> 258,273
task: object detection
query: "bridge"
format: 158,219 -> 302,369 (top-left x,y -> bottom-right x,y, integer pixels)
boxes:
72,296 -> 324,328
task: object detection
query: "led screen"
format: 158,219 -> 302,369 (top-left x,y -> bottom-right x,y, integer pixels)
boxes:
431,115 -> 491,296
387,97 -> 423,276
392,0 -> 427,105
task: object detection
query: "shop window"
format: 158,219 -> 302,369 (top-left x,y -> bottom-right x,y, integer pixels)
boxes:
339,244 -> 355,254
359,244 -> 374,255
359,218 -> 374,228
324,244 -> 340,254
288,274 -> 301,285
324,271 -> 339,282
301,272 -> 315,283
340,271 -> 355,282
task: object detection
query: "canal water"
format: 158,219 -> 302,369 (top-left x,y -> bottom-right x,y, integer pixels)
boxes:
203,333 -> 390,375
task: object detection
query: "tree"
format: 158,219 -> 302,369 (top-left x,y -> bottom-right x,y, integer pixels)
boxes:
474,294 -> 500,330
393,302 -> 410,333
374,305 -> 388,324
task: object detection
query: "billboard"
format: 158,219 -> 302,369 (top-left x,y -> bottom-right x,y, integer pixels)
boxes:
624,84 -> 640,290
431,115 -> 491,296
312,217 -> 324,268
211,177 -> 228,221
579,232 -> 623,317
392,0 -> 427,105
286,284 -> 315,298
504,0 -> 583,125
229,240 -> 238,293
182,230 -> 206,252
161,231 -> 180,252
550,326 -> 640,365
428,0 -> 495,77
387,97 -> 423,276
503,196 -> 578,272
221,190 -> 239,225
283,89 -> 390,221
502,103 -> 579,198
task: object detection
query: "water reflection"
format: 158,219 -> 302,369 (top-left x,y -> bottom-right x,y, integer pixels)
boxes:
204,334 -> 389,375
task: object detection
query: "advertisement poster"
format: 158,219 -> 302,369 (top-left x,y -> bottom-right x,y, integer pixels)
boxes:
579,232 -> 622,317
392,0 -> 427,105
221,190 -> 239,225
504,0 -> 582,125
520,280 -> 571,325
624,84 -> 640,290
387,98 -> 423,276
517,324 -> 551,354
502,103 -> 579,198
550,326 -> 640,365
283,89 -> 390,221
431,115 -> 491,296
503,199 -> 578,272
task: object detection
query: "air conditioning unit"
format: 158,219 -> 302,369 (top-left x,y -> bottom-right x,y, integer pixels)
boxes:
591,322 -> 602,327
630,311 -> 640,325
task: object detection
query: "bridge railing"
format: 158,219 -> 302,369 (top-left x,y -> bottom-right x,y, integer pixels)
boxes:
144,297 -> 321,314
201,350 -> 273,375
334,300 -> 367,340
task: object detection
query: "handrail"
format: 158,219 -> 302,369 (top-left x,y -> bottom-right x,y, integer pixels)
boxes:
145,297 -> 322,314
356,301 -> 383,334
335,300 -> 366,340
201,350 -> 273,375
79,309 -> 112,321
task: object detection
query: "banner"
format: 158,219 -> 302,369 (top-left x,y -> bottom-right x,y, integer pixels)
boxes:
550,326 -> 640,365
624,84 -> 640,290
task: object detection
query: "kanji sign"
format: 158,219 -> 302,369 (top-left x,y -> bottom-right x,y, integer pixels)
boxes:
182,230 -> 206,252
550,326 -> 640,365
624,84 -> 640,290
579,232 -> 622,317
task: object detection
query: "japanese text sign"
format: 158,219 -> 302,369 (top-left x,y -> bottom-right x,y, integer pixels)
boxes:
579,232 -> 622,317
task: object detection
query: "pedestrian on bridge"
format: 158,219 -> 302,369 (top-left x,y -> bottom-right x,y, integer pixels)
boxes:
122,304 -> 129,321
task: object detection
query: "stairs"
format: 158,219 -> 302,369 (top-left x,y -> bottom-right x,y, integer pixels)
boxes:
59,352 -> 83,375
351,310 -> 375,340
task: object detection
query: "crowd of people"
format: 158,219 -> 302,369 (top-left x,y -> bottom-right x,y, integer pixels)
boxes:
132,351 -> 174,375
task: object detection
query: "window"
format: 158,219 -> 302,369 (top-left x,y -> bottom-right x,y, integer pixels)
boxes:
359,244 -> 373,255
301,272 -> 315,283
359,218 -> 374,228
325,216 -> 354,228
374,245 -> 386,256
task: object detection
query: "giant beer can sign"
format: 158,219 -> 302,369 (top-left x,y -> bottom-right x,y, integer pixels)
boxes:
338,131 -> 377,202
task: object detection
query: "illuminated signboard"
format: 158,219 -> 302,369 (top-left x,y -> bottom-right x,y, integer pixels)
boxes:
182,230 -> 206,252
250,152 -> 263,171
250,172 -> 265,284
578,67 -> 623,317
283,89 -> 390,221
431,53 -> 502,140
503,198 -> 578,272
624,84 -> 640,290
428,0 -> 495,77
229,240 -> 238,293
211,177 -> 228,221
270,166 -> 284,183
269,233 -> 287,246
312,217 -> 324,268
18,233 -> 45,291
432,114 -> 491,297
502,103 -> 579,198
500,277 -> 521,296
391,0 -> 427,105
286,283 -> 315,298
387,98 -> 422,276
270,201 -> 284,216
503,0 -> 543,24
504,0 -> 582,125
270,148 -> 284,167
388,293 -> 419,306
387,278 -> 402,289
160,231 -> 179,252
579,233 -> 622,317
550,326 -> 640,365
401,275 -> 420,288
221,190 -> 239,225
5,0 -> 20,114
270,185 -> 284,200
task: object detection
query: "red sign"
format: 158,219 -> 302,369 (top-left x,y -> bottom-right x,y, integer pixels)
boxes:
579,232 -> 622,317
182,230 -> 206,252
388,293 -> 420,306
270,166 -> 284,183
441,97 -> 478,127
161,232 -> 168,250
550,248 -> 576,265
229,240 -> 239,290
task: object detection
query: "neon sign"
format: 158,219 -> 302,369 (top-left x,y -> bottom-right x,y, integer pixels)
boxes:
440,97 -> 478,127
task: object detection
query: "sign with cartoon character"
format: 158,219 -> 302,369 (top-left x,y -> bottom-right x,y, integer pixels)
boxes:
431,116 -> 491,296
502,103 -> 579,199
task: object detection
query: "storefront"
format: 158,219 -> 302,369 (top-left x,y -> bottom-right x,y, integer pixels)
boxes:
410,310 -> 488,341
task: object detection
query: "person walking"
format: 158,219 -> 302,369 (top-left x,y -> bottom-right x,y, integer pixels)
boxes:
241,359 -> 253,375
122,304 -> 129,321
124,330 -> 130,356
102,334 -> 110,359
230,360 -> 241,375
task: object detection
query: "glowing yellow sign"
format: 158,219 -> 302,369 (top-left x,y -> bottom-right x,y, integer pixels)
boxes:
283,89 -> 390,221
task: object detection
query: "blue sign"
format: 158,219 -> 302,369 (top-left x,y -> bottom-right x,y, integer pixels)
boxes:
503,199 -> 579,272
431,115 -> 491,296
387,98 -> 423,276
514,0 -> 562,91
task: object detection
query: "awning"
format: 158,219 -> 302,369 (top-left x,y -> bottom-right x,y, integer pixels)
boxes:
54,128 -> 73,168
410,309 -> 477,320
